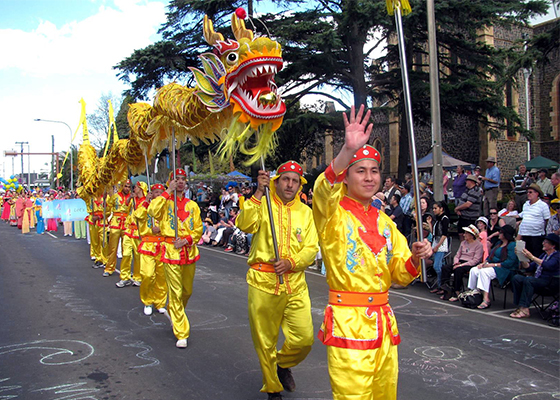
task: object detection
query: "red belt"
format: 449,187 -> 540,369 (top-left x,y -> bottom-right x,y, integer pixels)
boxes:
142,236 -> 184,244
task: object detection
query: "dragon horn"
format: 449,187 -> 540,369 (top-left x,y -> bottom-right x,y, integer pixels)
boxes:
231,13 -> 253,41
203,15 -> 224,46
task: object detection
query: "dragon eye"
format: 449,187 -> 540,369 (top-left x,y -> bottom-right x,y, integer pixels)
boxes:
226,52 -> 238,64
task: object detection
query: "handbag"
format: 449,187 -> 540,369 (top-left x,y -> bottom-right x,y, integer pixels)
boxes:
458,289 -> 483,309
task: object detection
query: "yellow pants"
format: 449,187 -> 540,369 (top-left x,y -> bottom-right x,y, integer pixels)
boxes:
89,224 -> 107,264
140,253 -> 168,309
105,227 -> 125,274
163,262 -> 196,340
248,285 -> 314,393
327,329 -> 398,400
121,236 -> 141,281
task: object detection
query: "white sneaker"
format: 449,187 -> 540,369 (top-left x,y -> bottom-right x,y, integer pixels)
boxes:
143,305 -> 153,316
132,280 -> 141,287
157,308 -> 166,314
115,280 -> 132,288
176,339 -> 187,348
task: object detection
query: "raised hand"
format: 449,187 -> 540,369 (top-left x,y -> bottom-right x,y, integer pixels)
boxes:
343,105 -> 373,153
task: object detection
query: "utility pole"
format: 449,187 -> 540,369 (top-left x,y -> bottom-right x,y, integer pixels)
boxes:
427,0 -> 443,201
51,135 -> 55,187
15,141 -> 28,188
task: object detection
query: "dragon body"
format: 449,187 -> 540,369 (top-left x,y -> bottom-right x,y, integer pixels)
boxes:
78,13 -> 286,197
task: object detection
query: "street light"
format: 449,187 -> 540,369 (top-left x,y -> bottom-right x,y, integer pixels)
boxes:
34,119 -> 74,191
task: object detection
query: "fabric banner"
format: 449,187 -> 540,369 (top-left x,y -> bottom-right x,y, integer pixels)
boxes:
42,199 -> 87,221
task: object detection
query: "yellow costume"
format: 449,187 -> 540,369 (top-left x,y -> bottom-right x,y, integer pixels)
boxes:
85,196 -> 109,265
313,164 -> 421,400
122,194 -> 146,283
104,190 -> 130,276
148,190 -> 202,340
235,166 -> 318,394
135,198 -> 168,309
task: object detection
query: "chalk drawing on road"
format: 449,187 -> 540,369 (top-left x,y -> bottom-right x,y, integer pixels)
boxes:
0,340 -> 94,365
30,382 -> 100,399
414,346 -> 464,361
512,392 -> 560,399
470,334 -> 560,367
49,276 -> 161,369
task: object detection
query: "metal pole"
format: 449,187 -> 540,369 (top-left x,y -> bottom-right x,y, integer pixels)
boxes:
394,7 -> 426,280
144,152 -> 151,189
51,135 -> 55,187
427,0 -> 443,202
259,155 -> 283,284
523,68 -> 532,160
171,129 -> 178,239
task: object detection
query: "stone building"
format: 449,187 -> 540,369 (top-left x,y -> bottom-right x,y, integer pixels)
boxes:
304,18 -> 559,185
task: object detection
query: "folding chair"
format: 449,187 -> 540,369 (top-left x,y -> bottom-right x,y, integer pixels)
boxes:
531,278 -> 560,320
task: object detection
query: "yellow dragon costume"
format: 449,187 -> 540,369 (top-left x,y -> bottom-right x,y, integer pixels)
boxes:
77,12 -> 287,197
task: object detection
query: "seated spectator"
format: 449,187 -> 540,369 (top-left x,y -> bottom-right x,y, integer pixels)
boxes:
510,233 -> 560,318
440,225 -> 483,301
498,200 -> 519,229
201,218 -> 216,245
487,208 -> 501,247
476,216 -> 489,261
212,210 -> 229,246
218,207 -> 239,248
468,225 -> 519,309
547,199 -> 560,235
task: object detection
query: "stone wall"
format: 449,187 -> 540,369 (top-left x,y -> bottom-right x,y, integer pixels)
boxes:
496,139 -> 528,181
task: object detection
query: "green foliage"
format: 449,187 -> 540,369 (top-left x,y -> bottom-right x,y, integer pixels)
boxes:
114,0 -> 550,176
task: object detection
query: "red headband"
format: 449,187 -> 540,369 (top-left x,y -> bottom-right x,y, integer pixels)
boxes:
151,183 -> 165,191
348,145 -> 381,168
168,169 -> 187,181
277,161 -> 304,177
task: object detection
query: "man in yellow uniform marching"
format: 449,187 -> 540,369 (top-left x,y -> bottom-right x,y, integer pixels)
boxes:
104,180 -> 131,278
312,105 -> 432,400
236,161 -> 319,400
117,181 -> 147,288
135,183 -> 168,316
148,169 -> 202,348
85,193 -> 109,269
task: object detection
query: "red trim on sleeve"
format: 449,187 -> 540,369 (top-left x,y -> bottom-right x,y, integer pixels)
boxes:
249,196 -> 262,205
142,201 -> 149,208
325,161 -> 347,185
162,191 -> 171,200
186,235 -> 193,246
288,257 -> 296,270
405,257 -> 420,277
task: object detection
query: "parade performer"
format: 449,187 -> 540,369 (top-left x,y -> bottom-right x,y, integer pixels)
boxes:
15,194 -> 25,230
236,161 -> 318,400
312,105 -> 432,400
85,193 -> 109,268
148,169 -> 202,348
103,180 -> 131,278
21,194 -> 34,234
117,181 -> 148,288
1,190 -> 12,222
135,183 -> 168,316
35,192 -> 44,234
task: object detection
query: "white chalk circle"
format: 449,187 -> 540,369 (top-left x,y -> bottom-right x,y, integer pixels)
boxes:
414,346 -> 464,361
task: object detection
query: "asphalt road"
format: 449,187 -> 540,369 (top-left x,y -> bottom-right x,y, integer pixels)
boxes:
0,222 -> 558,400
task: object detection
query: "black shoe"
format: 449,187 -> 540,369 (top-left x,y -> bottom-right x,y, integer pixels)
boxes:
277,366 -> 295,392
267,393 -> 283,400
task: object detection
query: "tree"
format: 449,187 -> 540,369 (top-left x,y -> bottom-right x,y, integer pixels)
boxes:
114,0 -> 549,177
87,93 -> 123,151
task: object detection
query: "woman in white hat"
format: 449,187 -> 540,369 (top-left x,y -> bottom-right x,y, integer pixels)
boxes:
440,224 -> 483,301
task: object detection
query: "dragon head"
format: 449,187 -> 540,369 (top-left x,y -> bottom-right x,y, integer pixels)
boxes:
194,13 -> 286,132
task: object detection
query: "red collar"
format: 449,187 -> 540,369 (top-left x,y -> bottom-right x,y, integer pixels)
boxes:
170,194 -> 191,222
340,196 -> 386,254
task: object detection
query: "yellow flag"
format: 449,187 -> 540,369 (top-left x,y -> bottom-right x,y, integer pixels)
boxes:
386,0 -> 412,16
103,100 -> 119,157
58,98 -> 88,180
